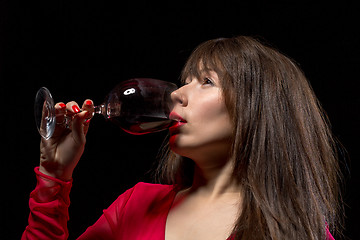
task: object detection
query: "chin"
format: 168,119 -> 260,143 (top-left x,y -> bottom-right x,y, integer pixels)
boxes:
169,135 -> 185,156
169,134 -> 233,162
169,136 -> 193,158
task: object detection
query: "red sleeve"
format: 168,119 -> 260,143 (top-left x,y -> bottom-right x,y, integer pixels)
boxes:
22,167 -> 136,240
22,167 -> 73,240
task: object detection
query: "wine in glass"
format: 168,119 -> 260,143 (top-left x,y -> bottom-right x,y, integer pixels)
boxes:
34,78 -> 178,139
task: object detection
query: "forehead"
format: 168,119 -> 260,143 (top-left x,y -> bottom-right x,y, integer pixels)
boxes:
181,39 -> 227,84
182,58 -> 223,83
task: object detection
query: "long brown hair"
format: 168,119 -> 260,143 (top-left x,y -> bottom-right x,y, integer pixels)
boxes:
155,36 -> 344,239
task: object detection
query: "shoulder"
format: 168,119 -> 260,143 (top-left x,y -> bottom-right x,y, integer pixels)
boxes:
127,182 -> 175,207
108,183 -> 175,225
109,182 -> 175,209
128,182 -> 176,205
131,182 -> 175,195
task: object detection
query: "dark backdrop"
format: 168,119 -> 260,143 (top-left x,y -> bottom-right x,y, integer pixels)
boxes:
1,1 -> 359,239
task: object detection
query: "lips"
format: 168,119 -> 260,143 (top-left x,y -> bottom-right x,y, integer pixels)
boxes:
169,111 -> 187,134
169,112 -> 186,123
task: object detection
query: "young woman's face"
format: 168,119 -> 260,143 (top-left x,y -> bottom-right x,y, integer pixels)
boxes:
169,70 -> 233,164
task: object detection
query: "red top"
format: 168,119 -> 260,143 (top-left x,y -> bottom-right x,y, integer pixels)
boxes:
22,167 -> 335,240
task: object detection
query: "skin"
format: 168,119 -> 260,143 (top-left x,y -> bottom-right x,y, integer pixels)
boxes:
166,71 -> 242,240
169,71 -> 233,167
39,100 -> 93,181
39,70 -> 242,239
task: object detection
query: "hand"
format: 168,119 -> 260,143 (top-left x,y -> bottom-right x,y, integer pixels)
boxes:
39,100 -> 94,181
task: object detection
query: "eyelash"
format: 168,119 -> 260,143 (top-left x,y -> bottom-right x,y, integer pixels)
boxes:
182,77 -> 214,86
202,77 -> 214,85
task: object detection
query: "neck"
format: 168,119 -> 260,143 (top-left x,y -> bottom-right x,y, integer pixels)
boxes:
189,158 -> 240,198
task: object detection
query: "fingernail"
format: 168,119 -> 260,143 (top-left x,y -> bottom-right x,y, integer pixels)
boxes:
72,105 -> 80,113
85,100 -> 92,106
59,103 -> 66,108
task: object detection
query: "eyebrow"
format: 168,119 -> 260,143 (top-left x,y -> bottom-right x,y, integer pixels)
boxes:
200,69 -> 218,79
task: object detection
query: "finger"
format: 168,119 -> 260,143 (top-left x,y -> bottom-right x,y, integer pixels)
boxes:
55,102 -> 66,125
82,99 -> 94,119
66,101 -> 92,144
82,99 -> 94,112
71,110 -> 91,145
66,101 -> 81,115
79,99 -> 94,135
51,102 -> 68,138
65,101 -> 81,130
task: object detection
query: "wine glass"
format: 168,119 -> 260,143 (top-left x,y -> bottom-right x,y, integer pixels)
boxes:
34,78 -> 178,140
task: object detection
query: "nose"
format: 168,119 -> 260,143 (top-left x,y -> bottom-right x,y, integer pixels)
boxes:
171,85 -> 188,107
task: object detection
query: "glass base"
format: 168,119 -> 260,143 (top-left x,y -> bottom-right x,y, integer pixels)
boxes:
34,87 -> 56,140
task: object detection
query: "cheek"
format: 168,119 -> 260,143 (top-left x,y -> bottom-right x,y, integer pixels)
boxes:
189,102 -> 232,143
197,98 -> 230,127
169,92 -> 233,155
199,114 -> 233,141
197,100 -> 233,140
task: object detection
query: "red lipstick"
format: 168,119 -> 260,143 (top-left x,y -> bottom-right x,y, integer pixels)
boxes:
169,112 -> 187,133
169,112 -> 186,122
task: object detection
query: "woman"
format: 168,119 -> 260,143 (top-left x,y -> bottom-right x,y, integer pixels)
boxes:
22,36 -> 343,239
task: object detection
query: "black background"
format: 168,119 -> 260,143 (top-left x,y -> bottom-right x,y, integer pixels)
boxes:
1,1 -> 359,239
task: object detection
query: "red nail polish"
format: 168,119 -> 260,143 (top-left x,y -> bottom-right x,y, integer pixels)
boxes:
85,100 -> 92,106
72,105 -> 80,113
59,103 -> 66,108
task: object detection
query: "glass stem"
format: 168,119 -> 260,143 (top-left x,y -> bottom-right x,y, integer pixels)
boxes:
94,104 -> 106,116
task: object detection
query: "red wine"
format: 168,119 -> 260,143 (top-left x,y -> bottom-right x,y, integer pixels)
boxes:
109,116 -> 177,135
